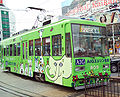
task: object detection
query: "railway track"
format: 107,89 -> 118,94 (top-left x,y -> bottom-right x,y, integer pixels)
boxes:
0,85 -> 32,97
0,80 -> 44,97
0,70 -> 86,97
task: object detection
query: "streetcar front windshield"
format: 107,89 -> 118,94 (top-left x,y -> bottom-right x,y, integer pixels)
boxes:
72,24 -> 108,58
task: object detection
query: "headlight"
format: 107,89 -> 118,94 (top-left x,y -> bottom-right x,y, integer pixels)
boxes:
103,64 -> 109,68
75,66 -> 85,72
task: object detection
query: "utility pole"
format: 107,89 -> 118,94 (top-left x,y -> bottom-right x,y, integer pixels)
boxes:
112,23 -> 115,56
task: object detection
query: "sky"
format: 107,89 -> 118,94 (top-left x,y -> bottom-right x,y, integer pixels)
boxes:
4,0 -> 65,32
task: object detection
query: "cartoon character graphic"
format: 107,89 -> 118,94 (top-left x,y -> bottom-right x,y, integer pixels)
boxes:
28,59 -> 32,77
29,65 -> 32,77
25,63 -> 28,75
1,63 -> 4,69
6,61 -> 8,65
20,63 -> 24,74
39,64 -> 44,73
38,58 -> 44,73
45,56 -> 72,85
14,67 -> 16,72
16,64 -> 19,73
1,59 -> 4,69
14,63 -> 16,72
35,58 -> 38,72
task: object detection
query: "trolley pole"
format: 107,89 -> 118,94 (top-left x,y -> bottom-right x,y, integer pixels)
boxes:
112,23 -> 115,56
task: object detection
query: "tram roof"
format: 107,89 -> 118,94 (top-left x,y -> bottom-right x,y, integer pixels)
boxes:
1,19 -> 106,44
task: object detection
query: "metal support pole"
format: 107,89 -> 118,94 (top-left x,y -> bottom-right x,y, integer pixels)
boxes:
112,24 -> 115,56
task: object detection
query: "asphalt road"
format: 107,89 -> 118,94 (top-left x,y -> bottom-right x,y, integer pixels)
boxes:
0,67 -> 85,97
0,66 -> 119,97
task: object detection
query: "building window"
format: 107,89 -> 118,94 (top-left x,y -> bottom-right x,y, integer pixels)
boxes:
52,35 -> 62,56
17,43 -> 20,56
43,37 -> 50,56
29,40 -> 33,56
35,38 -> 41,56
65,33 -> 72,57
10,44 -> 12,56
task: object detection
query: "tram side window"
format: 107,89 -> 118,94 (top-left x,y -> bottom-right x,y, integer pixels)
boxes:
29,40 -> 33,56
14,44 -> 16,56
52,35 -> 62,56
43,37 -> 50,56
35,38 -> 41,56
2,48 -> 3,58
65,33 -> 72,57
26,42 -> 27,59
5,47 -> 7,56
6,45 -> 9,56
17,43 -> 20,56
10,44 -> 12,56
4,48 -> 5,56
23,43 -> 24,59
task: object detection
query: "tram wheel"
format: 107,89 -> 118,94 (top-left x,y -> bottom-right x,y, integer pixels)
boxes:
34,73 -> 40,81
34,73 -> 45,82
40,74 -> 45,82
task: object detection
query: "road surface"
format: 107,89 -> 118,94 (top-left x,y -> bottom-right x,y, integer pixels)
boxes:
0,67 -> 85,97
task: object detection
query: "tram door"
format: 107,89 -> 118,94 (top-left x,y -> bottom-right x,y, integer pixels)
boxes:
21,41 -> 28,75
22,41 -> 28,60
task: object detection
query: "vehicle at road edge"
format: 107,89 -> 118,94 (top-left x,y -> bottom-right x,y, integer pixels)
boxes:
1,19 -> 111,90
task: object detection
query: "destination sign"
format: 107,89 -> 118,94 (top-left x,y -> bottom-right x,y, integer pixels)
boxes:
81,25 -> 100,34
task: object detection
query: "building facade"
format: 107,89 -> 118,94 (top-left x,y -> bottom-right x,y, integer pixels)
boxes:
0,0 -> 16,40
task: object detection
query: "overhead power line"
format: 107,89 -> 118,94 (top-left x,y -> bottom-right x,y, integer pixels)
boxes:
27,7 -> 46,11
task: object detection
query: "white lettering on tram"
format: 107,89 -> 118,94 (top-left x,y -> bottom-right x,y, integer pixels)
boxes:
90,65 -> 99,70
5,57 -> 14,61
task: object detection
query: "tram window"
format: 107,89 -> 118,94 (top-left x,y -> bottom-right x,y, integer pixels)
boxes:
35,38 -> 41,56
29,40 -> 33,56
65,33 -> 72,57
6,45 -> 9,56
10,44 -> 12,56
23,43 -> 24,59
26,42 -> 27,59
52,35 -> 62,56
17,43 -> 20,56
14,44 -> 16,56
4,48 -> 5,56
5,46 -> 7,56
43,37 -> 50,56
5,47 -> 7,56
2,48 -> 3,58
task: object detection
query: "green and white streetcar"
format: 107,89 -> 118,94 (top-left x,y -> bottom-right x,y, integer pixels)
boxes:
1,19 -> 111,90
